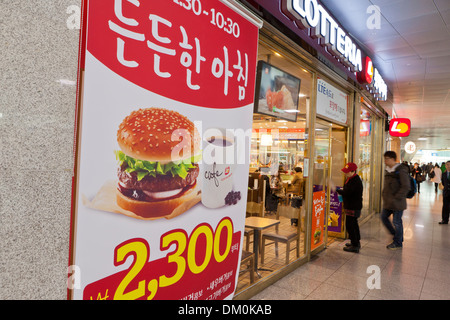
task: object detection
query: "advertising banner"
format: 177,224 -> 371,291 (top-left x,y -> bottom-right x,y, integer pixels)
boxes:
328,188 -> 343,234
311,191 -> 325,251
68,0 -> 261,300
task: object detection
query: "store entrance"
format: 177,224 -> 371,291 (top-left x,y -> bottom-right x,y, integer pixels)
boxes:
312,119 -> 347,252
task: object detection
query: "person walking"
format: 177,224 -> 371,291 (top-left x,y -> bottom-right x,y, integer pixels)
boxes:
381,151 -> 410,250
334,162 -> 363,253
412,163 -> 423,193
430,163 -> 442,193
426,162 -> 433,179
439,161 -> 450,225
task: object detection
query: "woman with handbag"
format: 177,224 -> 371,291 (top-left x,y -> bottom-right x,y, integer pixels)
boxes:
431,163 -> 442,193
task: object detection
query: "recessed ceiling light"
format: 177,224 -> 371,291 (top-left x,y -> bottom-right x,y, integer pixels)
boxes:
417,138 -> 427,140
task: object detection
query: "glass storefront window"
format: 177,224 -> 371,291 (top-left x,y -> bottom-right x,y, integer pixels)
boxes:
312,74 -> 350,247
236,42 -> 312,293
312,119 -> 348,250
359,107 -> 372,220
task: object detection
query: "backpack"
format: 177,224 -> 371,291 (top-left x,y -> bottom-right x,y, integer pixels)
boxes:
394,168 -> 416,199
407,176 -> 417,198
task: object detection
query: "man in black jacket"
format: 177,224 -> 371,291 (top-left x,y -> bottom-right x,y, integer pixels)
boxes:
336,162 -> 363,253
382,151 -> 410,250
439,161 -> 450,224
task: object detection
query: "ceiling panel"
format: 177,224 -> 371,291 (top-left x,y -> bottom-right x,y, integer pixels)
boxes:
434,0 -> 450,11
378,0 -> 437,23
375,46 -> 418,61
402,28 -> 450,46
412,40 -> 450,57
425,74 -> 450,81
366,35 -> 409,52
441,9 -> 450,24
391,12 -> 446,35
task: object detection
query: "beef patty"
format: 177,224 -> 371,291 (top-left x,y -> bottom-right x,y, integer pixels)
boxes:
117,164 -> 199,192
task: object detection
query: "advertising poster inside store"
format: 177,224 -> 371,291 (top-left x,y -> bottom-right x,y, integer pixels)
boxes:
328,188 -> 343,234
69,0 -> 261,300
311,191 -> 325,251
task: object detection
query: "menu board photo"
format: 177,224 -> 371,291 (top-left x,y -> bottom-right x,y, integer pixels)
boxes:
254,60 -> 301,122
68,0 -> 261,300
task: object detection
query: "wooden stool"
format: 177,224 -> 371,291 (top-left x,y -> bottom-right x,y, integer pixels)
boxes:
244,228 -> 254,252
239,250 -> 255,284
261,231 -> 299,265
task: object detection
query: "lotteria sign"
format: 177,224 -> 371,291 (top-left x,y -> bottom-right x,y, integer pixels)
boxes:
389,118 -> 411,137
282,0 -> 363,72
372,67 -> 388,101
280,0 -> 388,101
358,56 -> 373,85
358,56 -> 388,101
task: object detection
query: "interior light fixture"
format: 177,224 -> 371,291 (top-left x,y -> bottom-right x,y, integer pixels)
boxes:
260,134 -> 273,146
417,138 -> 427,140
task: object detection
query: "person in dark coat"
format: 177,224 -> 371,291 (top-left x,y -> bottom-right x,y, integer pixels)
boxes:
439,161 -> 450,224
381,151 -> 410,250
335,162 -> 363,253
412,162 -> 423,193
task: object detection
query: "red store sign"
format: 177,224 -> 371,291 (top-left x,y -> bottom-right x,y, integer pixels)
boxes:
86,0 -> 258,108
389,118 -> 411,137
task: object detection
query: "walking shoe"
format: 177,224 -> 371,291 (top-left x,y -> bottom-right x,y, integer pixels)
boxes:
386,242 -> 402,250
343,246 -> 359,253
438,221 -> 448,225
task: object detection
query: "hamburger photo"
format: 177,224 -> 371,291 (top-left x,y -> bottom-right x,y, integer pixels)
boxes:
114,107 -> 201,219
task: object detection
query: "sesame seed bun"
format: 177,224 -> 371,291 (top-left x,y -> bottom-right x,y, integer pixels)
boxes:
117,108 -> 200,162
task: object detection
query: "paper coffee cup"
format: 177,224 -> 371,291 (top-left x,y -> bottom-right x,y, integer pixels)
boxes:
201,128 -> 236,209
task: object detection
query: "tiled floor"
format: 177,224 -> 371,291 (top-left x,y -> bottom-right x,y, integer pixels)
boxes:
251,180 -> 450,300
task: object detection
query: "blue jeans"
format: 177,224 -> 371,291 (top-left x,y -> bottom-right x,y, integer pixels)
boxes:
381,209 -> 403,246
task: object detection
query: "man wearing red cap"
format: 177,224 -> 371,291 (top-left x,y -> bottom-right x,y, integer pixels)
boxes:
335,162 -> 363,253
